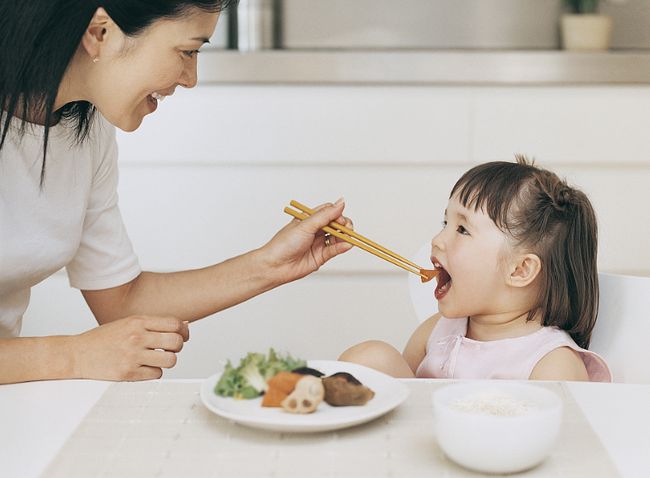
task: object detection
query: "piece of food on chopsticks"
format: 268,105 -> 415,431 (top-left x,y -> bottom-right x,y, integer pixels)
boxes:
214,349 -> 306,399
322,372 -> 376,406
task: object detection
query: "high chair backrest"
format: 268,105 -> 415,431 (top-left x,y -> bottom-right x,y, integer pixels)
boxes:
407,243 -> 650,384
590,272 -> 650,384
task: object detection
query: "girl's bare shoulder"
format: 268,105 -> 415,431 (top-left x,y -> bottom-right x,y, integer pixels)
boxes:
529,346 -> 589,381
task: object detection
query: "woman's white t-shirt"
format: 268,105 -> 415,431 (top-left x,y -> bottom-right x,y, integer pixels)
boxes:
0,114 -> 141,338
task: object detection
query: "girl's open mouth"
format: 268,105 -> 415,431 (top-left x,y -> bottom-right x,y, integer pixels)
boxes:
433,262 -> 452,300
146,94 -> 158,112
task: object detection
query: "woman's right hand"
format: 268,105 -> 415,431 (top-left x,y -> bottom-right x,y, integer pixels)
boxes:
71,315 -> 189,381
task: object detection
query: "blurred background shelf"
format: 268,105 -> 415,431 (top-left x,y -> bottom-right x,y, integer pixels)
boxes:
215,0 -> 650,52
204,0 -> 650,85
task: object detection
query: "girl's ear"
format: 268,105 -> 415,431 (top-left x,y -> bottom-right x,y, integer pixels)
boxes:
80,8 -> 112,60
507,253 -> 541,288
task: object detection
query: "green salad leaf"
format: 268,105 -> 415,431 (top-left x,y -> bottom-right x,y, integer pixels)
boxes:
214,348 -> 306,399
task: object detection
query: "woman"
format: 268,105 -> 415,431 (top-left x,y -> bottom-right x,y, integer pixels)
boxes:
0,1 -> 352,384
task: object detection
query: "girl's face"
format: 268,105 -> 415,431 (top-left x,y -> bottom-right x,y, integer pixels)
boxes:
430,194 -> 513,319
87,10 -> 219,131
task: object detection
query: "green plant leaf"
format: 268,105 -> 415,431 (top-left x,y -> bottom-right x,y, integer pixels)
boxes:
566,0 -> 599,14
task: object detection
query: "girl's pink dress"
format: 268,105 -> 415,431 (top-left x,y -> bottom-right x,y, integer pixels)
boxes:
415,317 -> 611,382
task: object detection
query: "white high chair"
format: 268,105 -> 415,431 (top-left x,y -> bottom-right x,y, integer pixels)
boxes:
590,273 -> 650,384
407,244 -> 650,384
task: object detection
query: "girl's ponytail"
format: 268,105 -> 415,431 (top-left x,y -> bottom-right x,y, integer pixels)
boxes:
531,171 -> 599,349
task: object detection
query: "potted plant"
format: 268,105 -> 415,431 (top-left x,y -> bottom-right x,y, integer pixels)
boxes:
561,0 -> 613,51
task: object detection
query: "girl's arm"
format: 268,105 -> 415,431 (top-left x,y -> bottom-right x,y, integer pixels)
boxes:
82,201 -> 352,324
529,347 -> 589,381
402,313 -> 441,374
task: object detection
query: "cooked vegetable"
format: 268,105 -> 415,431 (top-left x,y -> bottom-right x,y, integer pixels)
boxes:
281,376 -> 325,414
214,349 -> 306,399
322,372 -> 375,406
240,361 -> 268,394
262,371 -> 304,407
292,366 -> 325,377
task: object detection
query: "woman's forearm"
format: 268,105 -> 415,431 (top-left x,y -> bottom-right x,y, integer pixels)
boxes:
92,248 -> 280,323
83,201 -> 352,325
0,336 -> 77,384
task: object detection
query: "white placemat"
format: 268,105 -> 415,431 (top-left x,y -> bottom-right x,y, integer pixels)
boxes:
44,380 -> 619,477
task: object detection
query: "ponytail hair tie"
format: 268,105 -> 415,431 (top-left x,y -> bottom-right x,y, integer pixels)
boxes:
543,183 -> 573,214
554,187 -> 572,210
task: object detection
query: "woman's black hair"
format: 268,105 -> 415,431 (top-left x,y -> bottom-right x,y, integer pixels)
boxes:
0,0 -> 237,185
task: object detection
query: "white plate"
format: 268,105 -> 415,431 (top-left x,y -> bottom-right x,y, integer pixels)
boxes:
200,360 -> 410,433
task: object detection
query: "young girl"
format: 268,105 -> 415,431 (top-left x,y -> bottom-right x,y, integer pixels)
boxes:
340,156 -> 611,382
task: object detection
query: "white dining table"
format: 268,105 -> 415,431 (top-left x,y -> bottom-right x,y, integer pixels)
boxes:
1,379 -> 649,478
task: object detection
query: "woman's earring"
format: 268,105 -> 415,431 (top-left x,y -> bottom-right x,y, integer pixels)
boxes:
93,57 -> 99,63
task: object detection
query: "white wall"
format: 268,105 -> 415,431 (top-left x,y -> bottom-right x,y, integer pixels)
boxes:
23,85 -> 650,377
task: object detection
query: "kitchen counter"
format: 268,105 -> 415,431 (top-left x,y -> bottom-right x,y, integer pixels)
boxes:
198,50 -> 650,86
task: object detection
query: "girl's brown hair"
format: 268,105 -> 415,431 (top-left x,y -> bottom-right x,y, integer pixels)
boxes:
450,156 -> 598,348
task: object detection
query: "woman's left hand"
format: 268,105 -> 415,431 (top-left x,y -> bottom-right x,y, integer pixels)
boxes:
260,198 -> 354,285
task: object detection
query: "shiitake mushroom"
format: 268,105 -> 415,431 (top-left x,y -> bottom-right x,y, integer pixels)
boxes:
292,367 -> 325,378
322,372 -> 375,406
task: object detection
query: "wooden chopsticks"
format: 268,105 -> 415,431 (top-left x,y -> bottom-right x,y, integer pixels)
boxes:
284,200 -> 438,283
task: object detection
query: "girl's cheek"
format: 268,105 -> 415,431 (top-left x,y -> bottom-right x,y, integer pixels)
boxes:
446,243 -> 460,264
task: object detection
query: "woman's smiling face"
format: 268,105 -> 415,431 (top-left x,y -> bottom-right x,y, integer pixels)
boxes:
82,8 -> 219,131
430,194 -> 513,319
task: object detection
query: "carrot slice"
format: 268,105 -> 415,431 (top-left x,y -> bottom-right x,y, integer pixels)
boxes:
261,387 -> 287,407
267,372 -> 303,394
261,372 -> 304,407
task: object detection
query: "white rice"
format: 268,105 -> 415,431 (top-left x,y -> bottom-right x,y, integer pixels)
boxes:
450,391 -> 539,417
